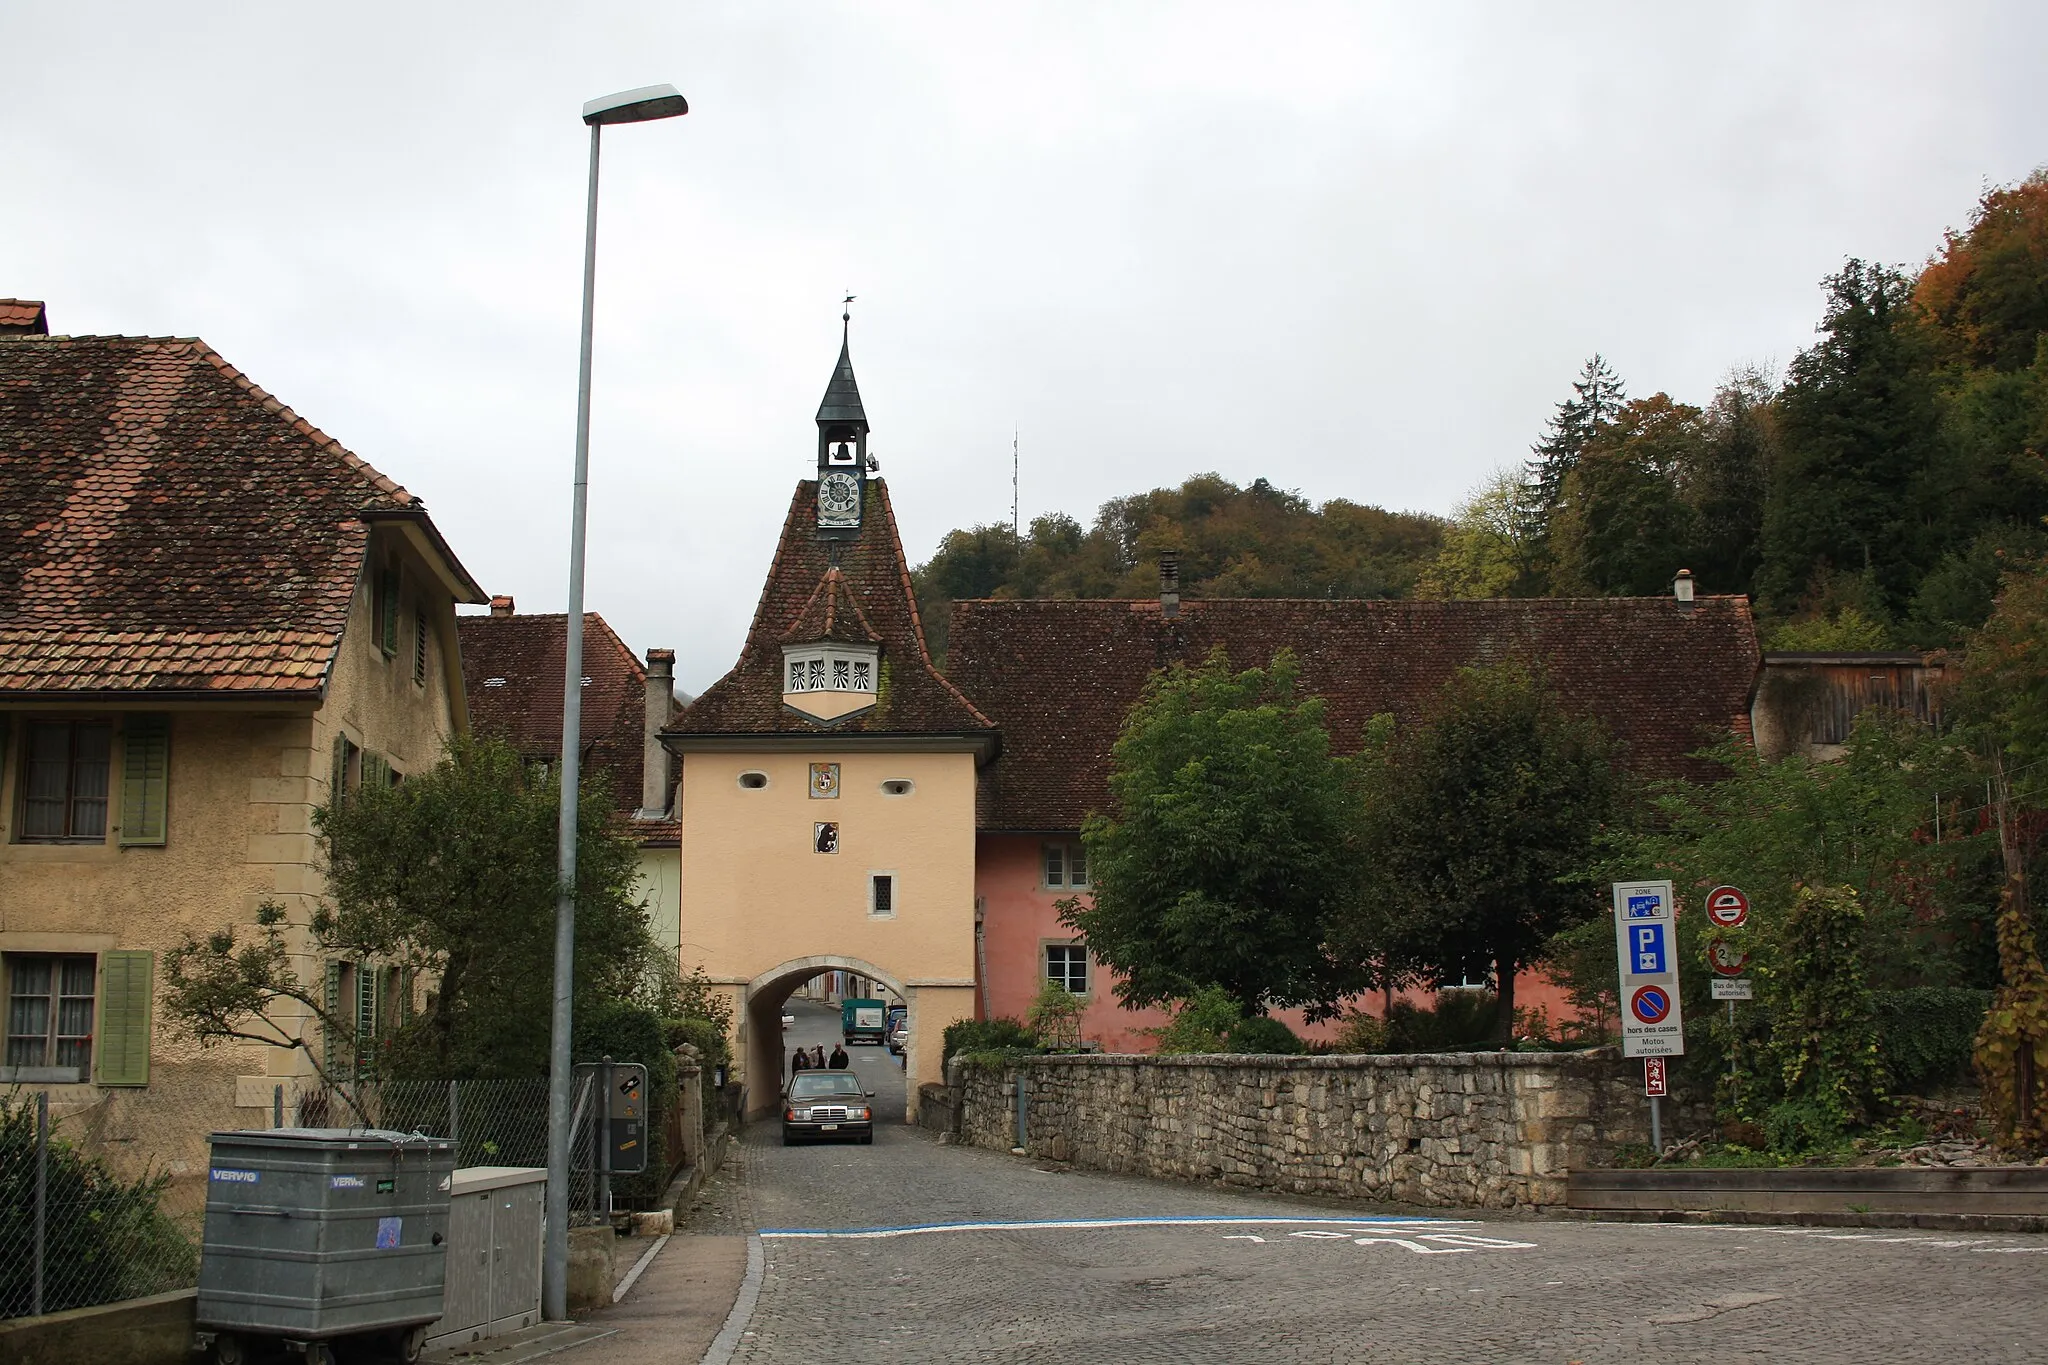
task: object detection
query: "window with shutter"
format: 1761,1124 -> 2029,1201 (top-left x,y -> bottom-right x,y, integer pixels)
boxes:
378,568 -> 400,656
19,720 -> 113,841
322,960 -> 341,1073
119,715 -> 171,846
413,609 -> 429,685
96,951 -> 153,1086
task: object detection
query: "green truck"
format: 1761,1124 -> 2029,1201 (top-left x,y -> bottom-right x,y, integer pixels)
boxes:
841,998 -> 888,1046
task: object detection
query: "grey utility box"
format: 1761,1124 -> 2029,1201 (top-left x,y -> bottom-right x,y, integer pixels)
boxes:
196,1128 -> 456,1361
427,1166 -> 546,1350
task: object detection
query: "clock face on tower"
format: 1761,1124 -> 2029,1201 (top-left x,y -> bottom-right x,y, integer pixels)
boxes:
817,470 -> 861,527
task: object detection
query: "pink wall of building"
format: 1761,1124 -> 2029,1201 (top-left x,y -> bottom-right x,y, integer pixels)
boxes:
975,833 -> 1582,1051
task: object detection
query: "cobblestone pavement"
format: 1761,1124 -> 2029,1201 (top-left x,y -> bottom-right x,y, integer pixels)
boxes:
679,1003 -> 2048,1362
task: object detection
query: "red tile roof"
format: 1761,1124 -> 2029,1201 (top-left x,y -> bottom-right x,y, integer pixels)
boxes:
671,479 -> 995,740
780,566 -> 883,644
947,595 -> 1761,831
456,609 -> 678,834
0,333 -> 474,697
0,300 -> 48,335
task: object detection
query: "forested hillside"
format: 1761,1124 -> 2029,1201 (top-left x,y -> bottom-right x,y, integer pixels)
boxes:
914,172 -> 2048,657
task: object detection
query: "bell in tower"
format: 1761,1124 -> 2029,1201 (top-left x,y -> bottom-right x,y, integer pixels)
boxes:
814,297 -> 869,538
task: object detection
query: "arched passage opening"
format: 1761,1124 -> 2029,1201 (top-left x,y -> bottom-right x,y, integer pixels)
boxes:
741,955 -> 911,1121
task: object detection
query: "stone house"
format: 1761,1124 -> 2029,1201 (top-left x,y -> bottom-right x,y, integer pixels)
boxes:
0,304 -> 485,1179
455,598 -> 686,956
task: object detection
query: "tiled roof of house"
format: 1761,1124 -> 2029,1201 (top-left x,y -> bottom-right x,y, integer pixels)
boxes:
670,479 -> 994,739
0,300 -> 48,335
0,333 -> 474,697
780,566 -> 883,645
948,595 -> 1761,831
456,609 -> 679,835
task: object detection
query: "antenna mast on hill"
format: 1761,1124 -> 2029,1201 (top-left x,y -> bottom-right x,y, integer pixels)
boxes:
1011,426 -> 1020,538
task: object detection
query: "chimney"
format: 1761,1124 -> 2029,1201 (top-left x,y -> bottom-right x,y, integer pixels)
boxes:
0,299 -> 49,336
1159,552 -> 1180,620
1672,569 -> 1695,610
639,648 -> 676,818
489,594 -> 515,617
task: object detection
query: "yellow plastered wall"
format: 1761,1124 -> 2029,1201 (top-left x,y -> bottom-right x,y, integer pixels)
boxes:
678,748 -> 980,1119
0,529 -> 463,1188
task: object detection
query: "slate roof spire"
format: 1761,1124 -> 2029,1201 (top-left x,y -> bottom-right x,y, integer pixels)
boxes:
815,298 -> 867,429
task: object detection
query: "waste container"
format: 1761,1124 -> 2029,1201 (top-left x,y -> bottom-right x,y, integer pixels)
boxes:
195,1127 -> 457,1365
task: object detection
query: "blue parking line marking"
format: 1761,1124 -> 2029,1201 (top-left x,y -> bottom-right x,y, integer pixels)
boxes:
759,1215 -> 1464,1239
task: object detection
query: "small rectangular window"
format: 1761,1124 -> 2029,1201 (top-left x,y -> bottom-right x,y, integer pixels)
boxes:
807,658 -> 825,690
413,609 -> 429,686
1045,944 -> 1088,995
788,660 -> 805,692
852,660 -> 873,692
1042,843 -> 1065,888
19,720 -> 113,841
1069,844 -> 1089,889
4,953 -> 97,1075
870,874 -> 895,918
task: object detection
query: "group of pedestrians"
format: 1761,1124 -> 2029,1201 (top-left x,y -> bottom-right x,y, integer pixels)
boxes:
791,1042 -> 850,1075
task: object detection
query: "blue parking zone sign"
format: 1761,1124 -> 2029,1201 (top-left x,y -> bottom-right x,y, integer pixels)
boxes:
1632,923 -> 1667,974
1612,879 -> 1684,1058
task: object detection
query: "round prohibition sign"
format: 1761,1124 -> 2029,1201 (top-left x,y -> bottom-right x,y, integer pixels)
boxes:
1705,885 -> 1750,928
1630,984 -> 1674,1024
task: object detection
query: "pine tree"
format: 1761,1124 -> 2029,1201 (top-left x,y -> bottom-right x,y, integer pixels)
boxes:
1522,355 -> 1627,584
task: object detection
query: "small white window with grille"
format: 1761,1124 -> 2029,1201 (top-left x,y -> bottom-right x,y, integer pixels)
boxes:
869,873 -> 896,918
781,644 -> 881,695
1045,944 -> 1089,995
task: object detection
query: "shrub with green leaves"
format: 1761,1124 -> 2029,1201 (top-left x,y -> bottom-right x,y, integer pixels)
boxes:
1873,987 -> 1991,1092
1148,987 -> 1243,1054
0,1097 -> 196,1316
942,1017 -> 1037,1066
1224,1016 -> 1305,1054
1383,991 -> 1501,1053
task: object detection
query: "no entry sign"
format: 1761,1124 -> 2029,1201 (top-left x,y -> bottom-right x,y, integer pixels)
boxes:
1644,1057 -> 1668,1097
1705,885 -> 1750,929
1612,880 -> 1686,1058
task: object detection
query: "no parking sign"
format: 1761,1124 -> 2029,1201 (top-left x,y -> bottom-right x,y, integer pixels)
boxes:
1612,880 -> 1685,1058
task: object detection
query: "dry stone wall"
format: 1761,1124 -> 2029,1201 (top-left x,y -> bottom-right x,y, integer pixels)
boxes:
944,1050 -> 1649,1208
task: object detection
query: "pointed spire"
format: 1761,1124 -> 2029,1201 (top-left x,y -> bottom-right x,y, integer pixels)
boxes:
816,296 -> 867,427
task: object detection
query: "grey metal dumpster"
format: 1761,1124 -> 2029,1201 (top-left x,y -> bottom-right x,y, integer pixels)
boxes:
195,1127 -> 456,1365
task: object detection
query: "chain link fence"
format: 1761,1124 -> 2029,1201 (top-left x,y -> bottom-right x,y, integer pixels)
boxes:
1,1091 -> 199,1321
295,1077 -> 608,1221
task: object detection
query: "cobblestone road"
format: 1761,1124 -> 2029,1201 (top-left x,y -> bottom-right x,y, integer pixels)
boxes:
681,1002 -> 2048,1363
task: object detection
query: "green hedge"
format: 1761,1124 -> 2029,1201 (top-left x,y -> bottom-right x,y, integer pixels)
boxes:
573,999 -> 677,1206
1224,1016 -> 1305,1054
1871,986 -> 1991,1092
942,1017 -> 1038,1066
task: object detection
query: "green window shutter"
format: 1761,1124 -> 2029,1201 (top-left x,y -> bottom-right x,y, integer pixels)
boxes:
96,951 -> 154,1086
119,714 -> 171,846
331,734 -> 348,804
379,570 -> 400,655
355,965 -> 378,1077
363,752 -> 388,788
323,959 -> 342,1073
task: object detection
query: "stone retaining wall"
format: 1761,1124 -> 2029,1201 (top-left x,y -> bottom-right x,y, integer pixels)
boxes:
942,1050 -> 1649,1208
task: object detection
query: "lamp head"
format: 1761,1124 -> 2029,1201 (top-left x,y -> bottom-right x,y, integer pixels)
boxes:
582,84 -> 689,126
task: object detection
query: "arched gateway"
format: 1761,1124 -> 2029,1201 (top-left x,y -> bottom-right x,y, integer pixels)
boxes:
662,316 -> 993,1121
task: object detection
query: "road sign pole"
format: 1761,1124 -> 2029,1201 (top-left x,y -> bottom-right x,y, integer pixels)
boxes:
599,1055 -> 613,1222
1650,1095 -> 1663,1154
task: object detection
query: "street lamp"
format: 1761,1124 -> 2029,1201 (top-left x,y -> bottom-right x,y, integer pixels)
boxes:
545,81 -> 687,1323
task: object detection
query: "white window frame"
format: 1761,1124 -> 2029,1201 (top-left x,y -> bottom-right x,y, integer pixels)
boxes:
1,951 -> 97,1081
1040,841 -> 1089,890
1044,942 -> 1089,996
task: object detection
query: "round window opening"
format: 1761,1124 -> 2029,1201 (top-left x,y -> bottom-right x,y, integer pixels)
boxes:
881,779 -> 915,797
738,771 -> 769,790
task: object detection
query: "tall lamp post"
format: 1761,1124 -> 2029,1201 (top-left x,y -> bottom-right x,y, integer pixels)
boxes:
544,82 -> 688,1322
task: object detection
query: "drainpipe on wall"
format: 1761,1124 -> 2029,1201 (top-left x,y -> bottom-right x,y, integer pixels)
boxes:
974,897 -> 989,1022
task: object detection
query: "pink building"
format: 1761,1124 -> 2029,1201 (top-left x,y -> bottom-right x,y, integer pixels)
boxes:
948,578 -> 1761,1047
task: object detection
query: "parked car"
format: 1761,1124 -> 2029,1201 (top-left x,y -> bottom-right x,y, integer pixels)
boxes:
886,1022 -> 908,1056
781,1010 -> 796,1027
782,1071 -> 875,1146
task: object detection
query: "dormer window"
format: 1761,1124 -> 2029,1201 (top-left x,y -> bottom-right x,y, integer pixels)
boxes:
782,644 -> 879,695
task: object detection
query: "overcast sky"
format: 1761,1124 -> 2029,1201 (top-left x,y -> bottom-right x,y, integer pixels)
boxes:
5,3 -> 2043,693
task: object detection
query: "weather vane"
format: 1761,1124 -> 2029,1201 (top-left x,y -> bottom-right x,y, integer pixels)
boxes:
842,291 -> 855,324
